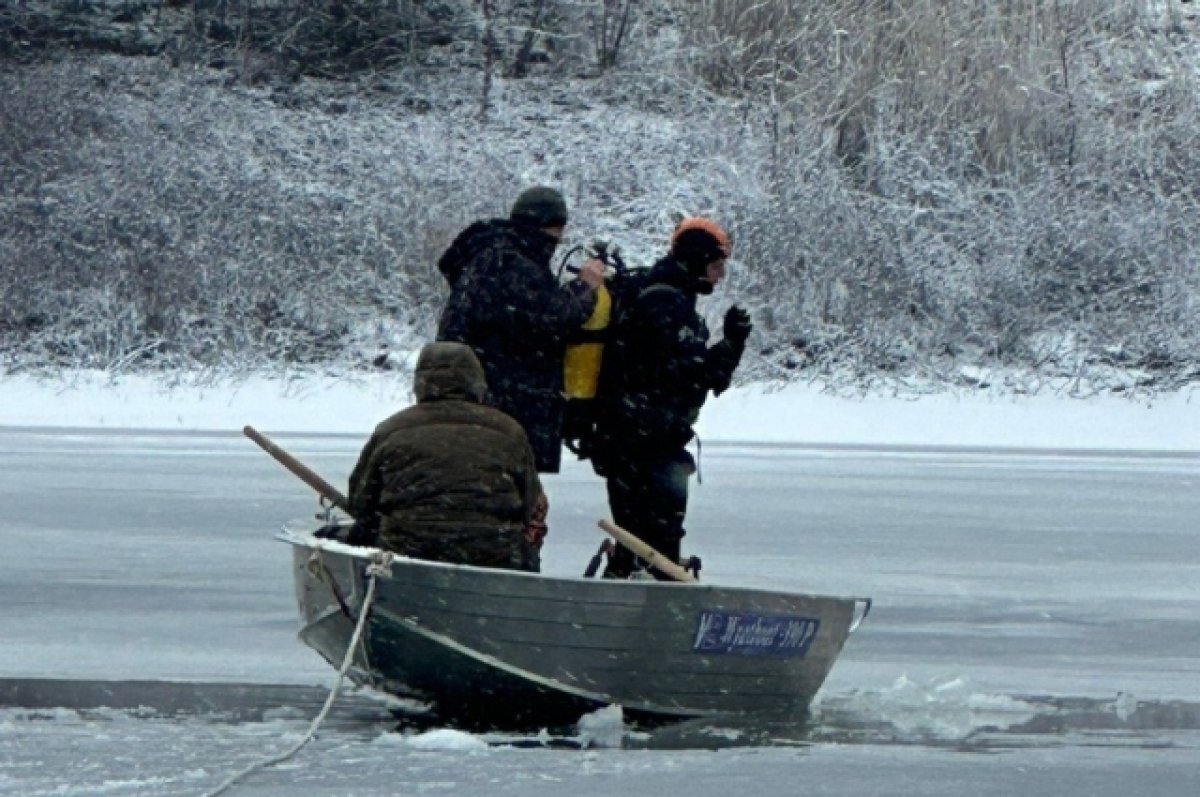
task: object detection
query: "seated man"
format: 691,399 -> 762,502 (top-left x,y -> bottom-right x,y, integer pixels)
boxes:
346,342 -> 548,571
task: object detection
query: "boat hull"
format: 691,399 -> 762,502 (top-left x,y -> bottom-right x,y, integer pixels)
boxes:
284,522 -> 867,729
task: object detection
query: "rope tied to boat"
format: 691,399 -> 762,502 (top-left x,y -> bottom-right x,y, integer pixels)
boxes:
199,548 -> 393,797
366,550 -> 395,577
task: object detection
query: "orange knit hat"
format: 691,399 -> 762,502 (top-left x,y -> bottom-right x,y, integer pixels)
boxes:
670,217 -> 731,262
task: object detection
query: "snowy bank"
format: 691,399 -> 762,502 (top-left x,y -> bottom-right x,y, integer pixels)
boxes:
2,372 -> 1196,453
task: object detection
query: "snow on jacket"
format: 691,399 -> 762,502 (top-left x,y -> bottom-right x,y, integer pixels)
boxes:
347,342 -> 544,571
593,255 -> 745,463
435,218 -> 596,473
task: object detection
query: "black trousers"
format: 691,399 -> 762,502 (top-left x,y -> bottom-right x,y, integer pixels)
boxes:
602,450 -> 694,580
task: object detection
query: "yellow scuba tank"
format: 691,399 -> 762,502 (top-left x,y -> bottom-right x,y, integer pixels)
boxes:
564,283 -> 612,399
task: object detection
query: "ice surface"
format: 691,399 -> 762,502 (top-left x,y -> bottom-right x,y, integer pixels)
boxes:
1,376 -> 1198,795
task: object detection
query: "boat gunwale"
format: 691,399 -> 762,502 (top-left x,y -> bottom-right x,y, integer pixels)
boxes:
278,524 -> 872,607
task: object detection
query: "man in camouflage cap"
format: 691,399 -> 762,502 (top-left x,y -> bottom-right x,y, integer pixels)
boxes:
436,186 -> 605,474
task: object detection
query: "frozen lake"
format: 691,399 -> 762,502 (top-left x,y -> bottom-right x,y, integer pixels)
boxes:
2,428 -> 1198,795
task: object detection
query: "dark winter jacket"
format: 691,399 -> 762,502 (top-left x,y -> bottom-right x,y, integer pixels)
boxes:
436,219 -> 596,473
594,255 -> 744,464
346,342 -> 544,571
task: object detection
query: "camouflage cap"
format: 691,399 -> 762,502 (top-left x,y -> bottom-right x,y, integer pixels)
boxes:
510,186 -> 568,228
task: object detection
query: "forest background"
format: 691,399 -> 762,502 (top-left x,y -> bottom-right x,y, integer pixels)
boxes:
2,0 -> 1197,398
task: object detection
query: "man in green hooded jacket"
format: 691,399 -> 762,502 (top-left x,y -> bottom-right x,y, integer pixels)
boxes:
347,342 -> 547,571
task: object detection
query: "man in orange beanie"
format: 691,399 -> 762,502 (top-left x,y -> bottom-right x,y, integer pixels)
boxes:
592,217 -> 752,579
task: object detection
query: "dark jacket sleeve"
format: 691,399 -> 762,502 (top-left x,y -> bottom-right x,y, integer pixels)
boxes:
490,247 -> 596,345
641,290 -> 743,404
705,336 -> 744,396
519,443 -> 544,528
439,246 -> 595,353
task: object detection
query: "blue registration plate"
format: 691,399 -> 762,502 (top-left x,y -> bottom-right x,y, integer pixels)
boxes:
692,611 -> 820,657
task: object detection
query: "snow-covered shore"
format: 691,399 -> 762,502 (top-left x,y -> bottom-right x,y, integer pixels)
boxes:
2,371 -> 1196,453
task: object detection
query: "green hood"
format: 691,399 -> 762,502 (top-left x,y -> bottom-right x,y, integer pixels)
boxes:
413,342 -> 487,403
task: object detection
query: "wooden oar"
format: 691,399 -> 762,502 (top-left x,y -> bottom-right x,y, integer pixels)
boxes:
243,425 -> 352,513
597,519 -> 696,583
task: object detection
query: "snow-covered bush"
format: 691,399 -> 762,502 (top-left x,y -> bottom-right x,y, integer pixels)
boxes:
0,0 -> 1197,394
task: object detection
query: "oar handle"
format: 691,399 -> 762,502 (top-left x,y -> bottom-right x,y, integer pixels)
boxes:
243,425 -> 351,513
597,519 -> 696,583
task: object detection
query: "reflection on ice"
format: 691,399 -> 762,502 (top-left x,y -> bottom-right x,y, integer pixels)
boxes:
809,678 -> 1200,751
812,675 -> 1044,742
5,677 -> 1200,754
3,685 -> 1200,797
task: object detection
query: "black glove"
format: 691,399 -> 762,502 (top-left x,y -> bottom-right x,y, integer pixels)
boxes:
723,305 -> 752,346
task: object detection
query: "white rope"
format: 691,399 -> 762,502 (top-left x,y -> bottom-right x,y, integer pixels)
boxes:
201,550 -> 394,797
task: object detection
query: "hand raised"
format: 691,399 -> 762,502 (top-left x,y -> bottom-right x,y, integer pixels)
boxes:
723,305 -> 752,346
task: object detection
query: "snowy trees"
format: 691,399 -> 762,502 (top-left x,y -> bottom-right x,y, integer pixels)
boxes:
674,0 -> 1200,389
0,1 -> 1196,392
